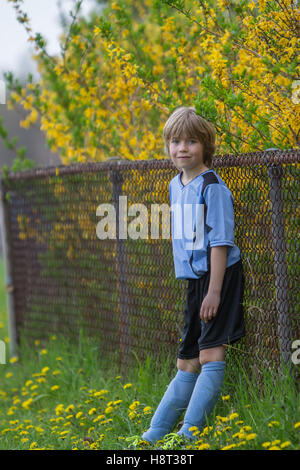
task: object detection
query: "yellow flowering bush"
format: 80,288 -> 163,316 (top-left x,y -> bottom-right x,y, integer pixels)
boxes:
1,0 -> 298,174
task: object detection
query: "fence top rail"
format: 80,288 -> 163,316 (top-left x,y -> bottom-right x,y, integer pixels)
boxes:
1,148 -> 300,182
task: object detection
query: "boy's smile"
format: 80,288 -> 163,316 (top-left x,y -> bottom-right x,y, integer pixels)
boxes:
169,136 -> 210,183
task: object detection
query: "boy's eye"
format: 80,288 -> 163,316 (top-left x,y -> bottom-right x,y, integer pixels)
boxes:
171,139 -> 197,144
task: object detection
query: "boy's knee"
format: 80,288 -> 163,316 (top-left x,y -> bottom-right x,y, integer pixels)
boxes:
199,346 -> 225,365
177,357 -> 201,373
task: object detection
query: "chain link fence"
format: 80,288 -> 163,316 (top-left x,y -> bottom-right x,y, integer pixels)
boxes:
0,149 -> 299,376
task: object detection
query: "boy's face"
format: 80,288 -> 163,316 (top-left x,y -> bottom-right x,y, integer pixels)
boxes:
168,135 -> 206,172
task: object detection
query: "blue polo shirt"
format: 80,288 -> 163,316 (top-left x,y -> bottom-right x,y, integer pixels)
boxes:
169,169 -> 241,279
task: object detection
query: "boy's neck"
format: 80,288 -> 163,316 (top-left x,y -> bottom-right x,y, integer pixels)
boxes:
180,166 -> 210,185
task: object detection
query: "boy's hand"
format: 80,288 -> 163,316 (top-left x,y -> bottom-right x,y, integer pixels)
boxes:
200,290 -> 221,323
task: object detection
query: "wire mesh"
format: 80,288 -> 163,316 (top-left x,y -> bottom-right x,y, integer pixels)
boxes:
1,149 -> 299,375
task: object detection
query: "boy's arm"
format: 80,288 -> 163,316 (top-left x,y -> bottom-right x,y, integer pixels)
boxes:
200,246 -> 227,323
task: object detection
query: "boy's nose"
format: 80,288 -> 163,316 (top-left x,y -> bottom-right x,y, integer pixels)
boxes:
179,141 -> 188,151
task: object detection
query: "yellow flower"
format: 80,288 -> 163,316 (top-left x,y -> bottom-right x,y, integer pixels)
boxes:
222,395 -> 230,401
40,349 -> 47,355
271,439 -> 281,446
280,441 -> 291,448
245,433 -> 257,440
197,443 -> 210,450
5,372 -> 13,379
262,442 -> 271,448
268,420 -> 280,427
94,389 -> 108,397
22,398 -> 33,410
65,404 -> 75,413
51,385 -> 59,391
188,426 -> 198,432
242,425 -> 252,432
269,446 -> 281,450
9,356 -> 18,363
294,422 -> 300,429
123,383 -> 132,389
143,406 -> 152,414
221,443 -> 236,450
88,408 -> 97,415
229,412 -> 239,420
75,412 -> 83,419
129,401 -> 140,410
55,404 -> 64,415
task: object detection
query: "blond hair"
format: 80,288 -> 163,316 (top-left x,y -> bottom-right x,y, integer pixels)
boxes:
163,107 -> 216,168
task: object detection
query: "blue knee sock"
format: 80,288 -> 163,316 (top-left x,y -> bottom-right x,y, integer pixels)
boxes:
177,361 -> 225,439
141,369 -> 199,444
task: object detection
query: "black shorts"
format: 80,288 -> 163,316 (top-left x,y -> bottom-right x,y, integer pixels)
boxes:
178,259 -> 246,359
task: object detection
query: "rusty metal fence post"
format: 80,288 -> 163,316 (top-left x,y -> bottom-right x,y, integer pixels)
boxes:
109,159 -> 131,373
266,149 -> 292,366
0,179 -> 17,358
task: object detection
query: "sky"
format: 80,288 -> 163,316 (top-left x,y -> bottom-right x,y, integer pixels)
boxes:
0,0 -> 102,82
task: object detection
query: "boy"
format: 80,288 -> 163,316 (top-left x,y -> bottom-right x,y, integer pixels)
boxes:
142,106 -> 245,443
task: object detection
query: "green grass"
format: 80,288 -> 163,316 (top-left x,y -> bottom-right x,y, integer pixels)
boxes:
0,255 -> 299,450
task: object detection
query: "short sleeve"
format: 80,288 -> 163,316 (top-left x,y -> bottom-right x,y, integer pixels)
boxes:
203,183 -> 235,247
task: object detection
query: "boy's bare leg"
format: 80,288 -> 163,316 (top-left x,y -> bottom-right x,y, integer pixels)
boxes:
177,357 -> 201,373
199,345 -> 225,365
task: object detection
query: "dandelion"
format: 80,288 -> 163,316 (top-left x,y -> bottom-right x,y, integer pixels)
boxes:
9,356 -> 18,364
22,398 -> 33,410
143,406 -> 152,414
5,372 -> 13,379
268,421 -> 280,427
245,433 -> 257,440
222,395 -> 230,401
123,383 -> 132,389
241,425 -> 252,432
129,401 -> 140,410
229,412 -> 239,420
280,441 -> 291,449
271,439 -> 281,446
294,422 -> 300,429
88,408 -> 97,415
40,349 -> 47,355
55,404 -> 64,415
221,443 -> 236,450
262,442 -> 271,448
216,415 -> 228,422
65,404 -> 74,413
51,385 -> 59,391
197,443 -> 210,450
94,389 -> 108,397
